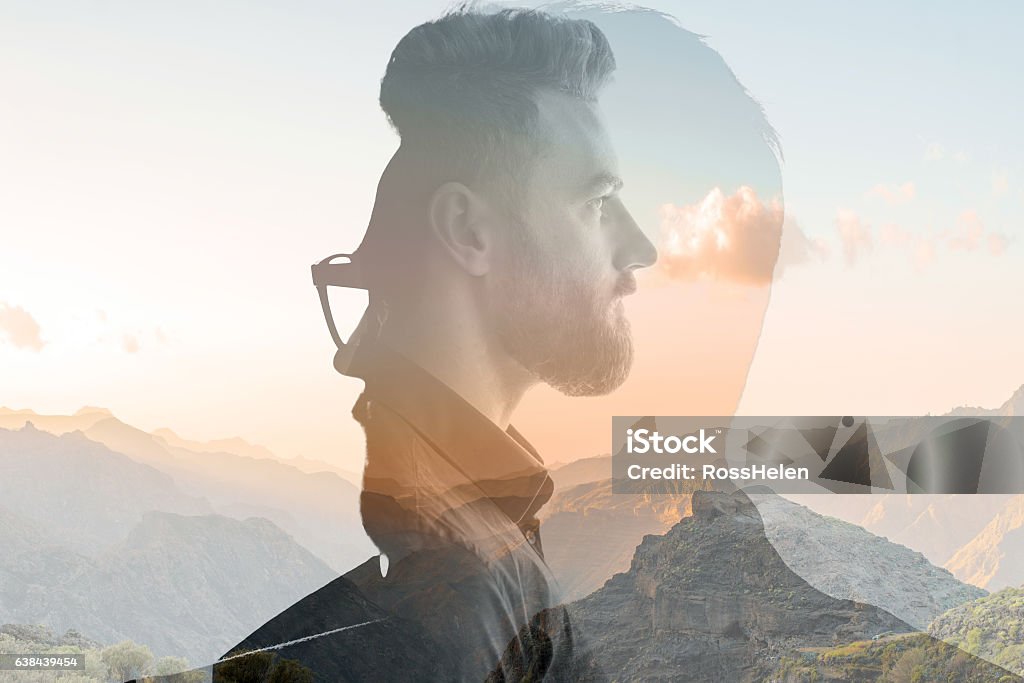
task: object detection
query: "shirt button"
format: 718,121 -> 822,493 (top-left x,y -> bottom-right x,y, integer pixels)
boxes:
525,529 -> 536,544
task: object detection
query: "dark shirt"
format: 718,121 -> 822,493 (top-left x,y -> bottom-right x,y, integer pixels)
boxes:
208,340 -> 605,682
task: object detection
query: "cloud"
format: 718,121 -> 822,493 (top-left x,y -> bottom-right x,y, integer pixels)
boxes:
989,233 -> 1009,256
879,222 -> 911,246
775,216 -> 830,278
835,209 -> 873,266
657,186 -> 783,285
913,238 -> 936,269
867,181 -> 916,205
884,210 -> 1009,266
0,302 -> 45,351
122,334 -> 140,353
947,210 -> 985,251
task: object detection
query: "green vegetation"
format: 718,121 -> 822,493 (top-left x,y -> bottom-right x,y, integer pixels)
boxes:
767,634 -> 1018,682
929,586 -> 1024,676
0,624 -> 203,682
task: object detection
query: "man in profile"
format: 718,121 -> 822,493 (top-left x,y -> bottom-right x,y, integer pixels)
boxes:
215,7 -> 655,681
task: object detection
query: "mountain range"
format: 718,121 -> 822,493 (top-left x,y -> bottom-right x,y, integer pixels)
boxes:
0,420 -> 365,665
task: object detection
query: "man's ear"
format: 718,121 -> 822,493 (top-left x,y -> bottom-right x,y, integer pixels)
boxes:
427,181 -> 493,277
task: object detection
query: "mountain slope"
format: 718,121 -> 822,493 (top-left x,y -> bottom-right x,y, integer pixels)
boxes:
5,511 -> 337,665
751,493 -> 985,629
569,490 -> 912,682
945,496 -> 1024,590
929,586 -> 1024,676
0,424 -> 211,552
540,478 -> 707,601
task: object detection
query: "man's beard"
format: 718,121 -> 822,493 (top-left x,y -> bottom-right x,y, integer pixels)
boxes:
494,244 -> 635,397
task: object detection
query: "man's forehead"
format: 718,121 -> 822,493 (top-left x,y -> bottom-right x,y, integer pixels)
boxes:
532,89 -> 619,191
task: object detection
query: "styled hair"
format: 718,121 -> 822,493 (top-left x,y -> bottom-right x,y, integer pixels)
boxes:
378,8 -> 616,203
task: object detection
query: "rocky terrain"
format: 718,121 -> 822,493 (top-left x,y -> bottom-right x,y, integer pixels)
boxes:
0,409 -> 375,573
540,476 -> 709,600
0,424 -> 347,665
0,424 -> 210,552
568,490 -> 913,681
1,508 -> 337,665
751,493 -> 985,629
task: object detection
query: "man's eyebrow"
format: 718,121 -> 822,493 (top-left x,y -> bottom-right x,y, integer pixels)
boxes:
582,172 -> 624,195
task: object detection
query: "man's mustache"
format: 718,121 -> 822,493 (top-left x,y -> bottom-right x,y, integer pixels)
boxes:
614,274 -> 637,297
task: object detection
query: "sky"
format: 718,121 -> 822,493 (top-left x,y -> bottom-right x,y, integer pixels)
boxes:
1,1 -> 1022,469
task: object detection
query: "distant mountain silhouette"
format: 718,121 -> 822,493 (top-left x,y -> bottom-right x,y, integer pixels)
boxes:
0,409 -> 375,572
945,496 -> 1024,590
0,420 -> 356,664
0,424 -> 210,551
0,505 -> 336,664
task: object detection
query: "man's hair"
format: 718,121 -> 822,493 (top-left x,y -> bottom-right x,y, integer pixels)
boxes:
379,7 -> 616,206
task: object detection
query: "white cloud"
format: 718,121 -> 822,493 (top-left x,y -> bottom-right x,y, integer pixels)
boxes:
835,209 -> 873,266
657,186 -> 784,285
0,302 -> 45,351
867,181 -> 916,205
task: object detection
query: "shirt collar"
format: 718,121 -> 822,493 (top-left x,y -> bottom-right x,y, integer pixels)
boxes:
348,340 -> 554,528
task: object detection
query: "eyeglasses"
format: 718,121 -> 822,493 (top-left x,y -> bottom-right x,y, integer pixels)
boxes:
311,252 -> 366,355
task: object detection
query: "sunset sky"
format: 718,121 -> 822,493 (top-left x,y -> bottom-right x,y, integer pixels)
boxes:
2,1 -> 1022,470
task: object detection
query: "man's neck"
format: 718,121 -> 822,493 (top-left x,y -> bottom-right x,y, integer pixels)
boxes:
376,305 -> 533,429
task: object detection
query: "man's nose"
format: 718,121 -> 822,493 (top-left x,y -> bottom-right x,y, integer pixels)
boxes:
612,201 -> 658,271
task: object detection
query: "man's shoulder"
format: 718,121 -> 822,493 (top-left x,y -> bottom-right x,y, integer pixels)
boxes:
224,563 -> 382,655
215,557 -> 448,680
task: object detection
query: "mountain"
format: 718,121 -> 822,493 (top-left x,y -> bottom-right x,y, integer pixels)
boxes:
0,421 -> 355,665
0,424 -> 211,552
767,632 -> 1020,681
750,493 -> 985,629
3,511 -> 337,665
540,478 -> 707,601
568,490 -> 913,681
945,496 -> 1024,590
151,427 -> 278,461
929,586 -> 1024,676
281,454 -> 363,485
0,406 -> 115,434
1,410 -> 375,572
548,454 -> 611,491
786,493 -> 1014,571
947,384 -> 1024,418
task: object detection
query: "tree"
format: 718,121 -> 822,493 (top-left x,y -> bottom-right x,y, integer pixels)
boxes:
885,647 -> 926,683
101,640 -> 154,682
147,656 -> 205,683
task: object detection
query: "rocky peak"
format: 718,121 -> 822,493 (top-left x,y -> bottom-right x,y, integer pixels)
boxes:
690,489 -> 761,522
570,489 -> 913,681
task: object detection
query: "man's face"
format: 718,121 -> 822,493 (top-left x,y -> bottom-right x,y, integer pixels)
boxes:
489,90 -> 658,396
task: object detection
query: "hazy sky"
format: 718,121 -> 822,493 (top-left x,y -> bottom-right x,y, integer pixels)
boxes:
2,1 -> 1022,469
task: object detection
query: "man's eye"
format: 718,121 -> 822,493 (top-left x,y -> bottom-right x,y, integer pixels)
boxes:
587,197 -> 606,211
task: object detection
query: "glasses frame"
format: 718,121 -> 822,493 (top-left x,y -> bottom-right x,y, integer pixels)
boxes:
311,253 -> 365,353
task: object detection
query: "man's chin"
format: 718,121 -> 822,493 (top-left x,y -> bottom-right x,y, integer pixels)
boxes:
543,335 -> 634,397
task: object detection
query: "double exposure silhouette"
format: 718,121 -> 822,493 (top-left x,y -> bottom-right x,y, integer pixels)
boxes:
132,4 -> 1022,682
